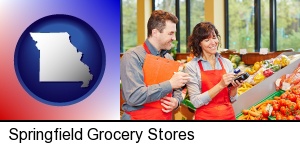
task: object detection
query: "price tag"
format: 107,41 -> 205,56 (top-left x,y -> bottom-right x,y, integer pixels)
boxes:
240,49 -> 247,55
259,48 -> 269,55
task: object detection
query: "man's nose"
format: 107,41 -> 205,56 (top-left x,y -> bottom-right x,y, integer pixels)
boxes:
172,34 -> 176,41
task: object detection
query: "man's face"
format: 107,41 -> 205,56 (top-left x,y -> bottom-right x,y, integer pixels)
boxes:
157,20 -> 176,51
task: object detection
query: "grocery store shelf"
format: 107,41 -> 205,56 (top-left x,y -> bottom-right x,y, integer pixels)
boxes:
232,52 -> 300,116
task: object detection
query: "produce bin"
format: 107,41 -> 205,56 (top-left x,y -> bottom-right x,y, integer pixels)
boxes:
236,90 -> 285,120
233,52 -> 300,116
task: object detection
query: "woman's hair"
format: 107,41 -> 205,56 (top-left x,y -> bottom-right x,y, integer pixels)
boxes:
147,10 -> 178,37
187,22 -> 221,57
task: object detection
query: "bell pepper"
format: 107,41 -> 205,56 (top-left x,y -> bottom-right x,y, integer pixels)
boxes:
253,72 -> 265,84
271,65 -> 281,72
253,62 -> 261,71
280,55 -> 290,67
263,68 -> 274,77
245,68 -> 256,75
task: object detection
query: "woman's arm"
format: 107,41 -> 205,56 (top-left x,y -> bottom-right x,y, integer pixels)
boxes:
184,62 -> 212,108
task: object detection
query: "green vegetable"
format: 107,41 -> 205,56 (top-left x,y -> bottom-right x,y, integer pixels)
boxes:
271,65 -> 281,72
230,55 -> 241,65
232,63 -> 237,69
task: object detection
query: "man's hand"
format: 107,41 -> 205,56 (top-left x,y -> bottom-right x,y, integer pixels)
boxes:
161,96 -> 178,113
170,72 -> 190,89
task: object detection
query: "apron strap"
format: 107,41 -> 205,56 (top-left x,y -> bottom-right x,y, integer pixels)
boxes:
143,42 -> 151,54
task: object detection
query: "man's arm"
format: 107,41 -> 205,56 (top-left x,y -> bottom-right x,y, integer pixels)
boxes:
120,51 -> 173,107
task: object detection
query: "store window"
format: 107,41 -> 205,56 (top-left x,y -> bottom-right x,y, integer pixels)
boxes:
227,0 -> 300,52
154,0 -> 205,53
228,0 -> 255,52
261,0 -> 270,51
120,0 -> 206,53
121,0 -> 137,53
190,0 -> 205,33
277,0 -> 300,51
154,0 -> 176,14
179,0 -> 187,53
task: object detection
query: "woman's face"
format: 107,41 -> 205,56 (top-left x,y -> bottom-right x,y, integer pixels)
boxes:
199,30 -> 219,55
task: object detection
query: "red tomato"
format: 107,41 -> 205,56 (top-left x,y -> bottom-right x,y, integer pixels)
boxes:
271,110 -> 276,117
285,100 -> 292,108
272,104 -> 280,111
280,93 -> 288,99
291,87 -> 300,95
296,95 -> 300,102
290,102 -> 297,111
285,108 -> 292,116
296,103 -> 300,111
287,115 -> 295,120
262,110 -> 269,118
297,98 -> 300,104
279,99 -> 286,107
282,116 -> 287,120
272,100 -> 278,105
276,114 -> 282,120
288,94 -> 297,102
280,106 -> 286,115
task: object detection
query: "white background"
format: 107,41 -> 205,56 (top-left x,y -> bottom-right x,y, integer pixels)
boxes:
0,122 -> 299,145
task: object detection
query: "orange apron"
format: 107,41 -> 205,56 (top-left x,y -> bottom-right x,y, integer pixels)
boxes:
194,58 -> 235,120
125,42 -> 172,120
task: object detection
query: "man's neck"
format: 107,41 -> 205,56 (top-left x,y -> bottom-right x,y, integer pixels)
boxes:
148,37 -> 161,52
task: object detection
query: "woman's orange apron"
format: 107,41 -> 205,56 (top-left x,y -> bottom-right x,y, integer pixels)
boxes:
194,58 -> 235,120
125,42 -> 172,120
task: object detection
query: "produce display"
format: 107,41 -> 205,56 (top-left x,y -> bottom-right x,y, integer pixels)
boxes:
180,52 -> 300,120
237,82 -> 253,95
237,64 -> 300,120
237,54 -> 295,95
237,88 -> 300,120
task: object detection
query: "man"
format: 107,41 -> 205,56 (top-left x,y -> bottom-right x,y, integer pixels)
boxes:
120,10 -> 190,120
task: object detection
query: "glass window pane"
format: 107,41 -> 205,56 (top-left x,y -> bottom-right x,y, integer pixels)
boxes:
261,0 -> 270,51
180,0 -> 187,53
121,0 -> 137,53
155,0 -> 176,14
190,0 -> 205,33
277,0 -> 300,51
228,0 -> 255,52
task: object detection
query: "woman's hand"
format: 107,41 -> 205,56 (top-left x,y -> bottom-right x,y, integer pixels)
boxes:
229,72 -> 244,90
229,79 -> 243,89
219,73 -> 236,88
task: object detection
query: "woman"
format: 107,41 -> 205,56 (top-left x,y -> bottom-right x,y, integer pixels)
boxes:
185,22 -> 242,120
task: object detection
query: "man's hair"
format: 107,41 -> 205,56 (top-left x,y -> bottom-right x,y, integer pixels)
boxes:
147,10 -> 178,37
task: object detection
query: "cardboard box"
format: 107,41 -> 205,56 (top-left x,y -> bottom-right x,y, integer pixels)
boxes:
174,105 -> 195,120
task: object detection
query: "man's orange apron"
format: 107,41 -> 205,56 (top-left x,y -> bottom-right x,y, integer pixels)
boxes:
194,58 -> 235,120
125,42 -> 172,120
